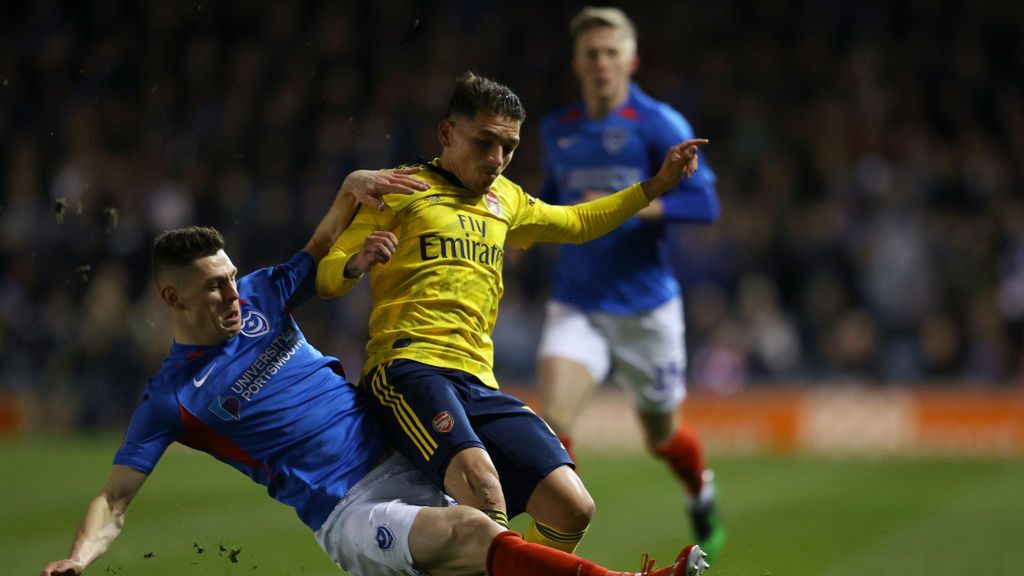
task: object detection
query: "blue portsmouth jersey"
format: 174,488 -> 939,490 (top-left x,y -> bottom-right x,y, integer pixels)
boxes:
114,251 -> 386,531
538,82 -> 720,314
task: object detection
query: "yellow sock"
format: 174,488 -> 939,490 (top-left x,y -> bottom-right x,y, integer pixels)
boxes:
523,519 -> 588,554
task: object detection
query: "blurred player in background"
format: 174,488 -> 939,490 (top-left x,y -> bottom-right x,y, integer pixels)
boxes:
535,7 -> 725,559
40,170 -> 710,576
317,72 -> 708,555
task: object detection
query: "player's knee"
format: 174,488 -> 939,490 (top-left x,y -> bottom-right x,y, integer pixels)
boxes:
446,449 -> 506,509
545,488 -> 595,533
445,506 -> 503,554
640,413 -> 677,451
529,466 -> 595,532
565,489 -> 596,530
645,434 -> 671,454
458,461 -> 505,507
412,507 -> 502,574
467,470 -> 504,508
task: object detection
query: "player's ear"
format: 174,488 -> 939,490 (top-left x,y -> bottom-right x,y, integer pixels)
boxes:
438,119 -> 454,147
160,284 -> 185,309
629,54 -> 639,75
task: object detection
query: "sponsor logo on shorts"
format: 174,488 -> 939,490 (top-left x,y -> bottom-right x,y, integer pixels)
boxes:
432,411 -> 454,433
376,525 -> 395,550
240,310 -> 271,337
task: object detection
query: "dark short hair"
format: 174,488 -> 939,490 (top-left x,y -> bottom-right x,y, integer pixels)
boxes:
152,226 -> 225,281
444,71 -> 526,122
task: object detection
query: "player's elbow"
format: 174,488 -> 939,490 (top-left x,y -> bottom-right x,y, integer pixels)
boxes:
316,250 -> 360,299
315,280 -> 343,300
687,185 -> 722,224
314,266 -> 341,299
314,283 -> 332,300
669,189 -> 721,224
562,218 -> 600,245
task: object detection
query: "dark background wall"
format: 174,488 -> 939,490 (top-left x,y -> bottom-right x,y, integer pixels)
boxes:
1,0 -> 1022,429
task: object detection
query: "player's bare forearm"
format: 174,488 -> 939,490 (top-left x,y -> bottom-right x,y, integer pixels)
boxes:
69,493 -> 125,566
42,466 -> 146,576
640,138 -> 709,201
304,188 -> 360,263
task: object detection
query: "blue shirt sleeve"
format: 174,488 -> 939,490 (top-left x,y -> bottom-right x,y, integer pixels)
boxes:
113,381 -> 182,474
271,251 -> 317,310
538,117 -> 560,203
646,104 -> 721,223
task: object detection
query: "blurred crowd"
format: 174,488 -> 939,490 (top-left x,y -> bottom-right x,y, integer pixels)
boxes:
1,0 -> 1022,429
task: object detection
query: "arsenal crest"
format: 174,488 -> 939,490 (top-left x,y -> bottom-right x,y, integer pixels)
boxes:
432,411 -> 454,433
485,191 -> 502,217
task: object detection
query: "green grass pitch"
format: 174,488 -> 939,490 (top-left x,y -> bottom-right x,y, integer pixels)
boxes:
7,436 -> 1024,575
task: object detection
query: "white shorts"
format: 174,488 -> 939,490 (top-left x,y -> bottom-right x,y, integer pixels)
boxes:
314,452 -> 447,576
537,297 -> 687,413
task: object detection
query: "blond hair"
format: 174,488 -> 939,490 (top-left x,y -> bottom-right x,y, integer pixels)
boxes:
569,7 -> 637,56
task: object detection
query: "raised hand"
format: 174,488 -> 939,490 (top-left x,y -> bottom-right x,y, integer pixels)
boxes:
41,558 -> 85,576
343,167 -> 430,211
643,138 -> 709,200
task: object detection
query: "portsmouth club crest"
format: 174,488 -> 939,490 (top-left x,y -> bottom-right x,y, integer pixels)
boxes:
432,411 -> 454,433
376,525 -> 395,550
602,127 -> 628,154
485,191 -> 502,217
240,310 -> 270,337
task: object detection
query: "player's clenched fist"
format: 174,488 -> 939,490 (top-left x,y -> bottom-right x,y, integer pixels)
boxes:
344,231 -> 398,277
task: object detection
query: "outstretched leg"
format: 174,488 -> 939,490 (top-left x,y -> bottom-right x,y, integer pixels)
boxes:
640,409 -> 725,561
487,529 -> 710,576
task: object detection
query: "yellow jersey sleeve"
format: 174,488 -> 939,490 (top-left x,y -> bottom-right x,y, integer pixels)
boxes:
316,202 -> 397,299
506,182 -> 649,248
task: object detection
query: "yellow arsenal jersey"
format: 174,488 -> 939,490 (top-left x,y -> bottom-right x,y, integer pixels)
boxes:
316,160 -> 649,389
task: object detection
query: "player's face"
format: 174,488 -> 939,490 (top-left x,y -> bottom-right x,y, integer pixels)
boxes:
438,111 -> 521,195
177,251 -> 241,343
573,26 -> 637,107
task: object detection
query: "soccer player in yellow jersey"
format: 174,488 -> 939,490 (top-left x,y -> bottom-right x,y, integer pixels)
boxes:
317,72 -> 707,554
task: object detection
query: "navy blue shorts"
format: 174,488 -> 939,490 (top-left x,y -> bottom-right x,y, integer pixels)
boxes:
364,359 -> 573,517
